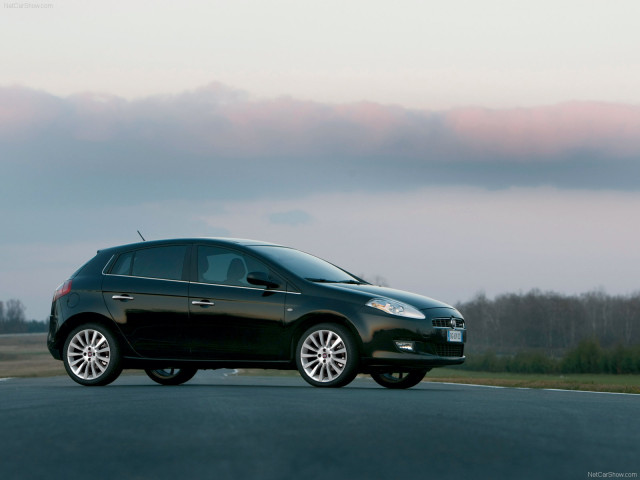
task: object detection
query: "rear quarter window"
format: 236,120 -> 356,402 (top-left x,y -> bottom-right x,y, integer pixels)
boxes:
111,252 -> 133,275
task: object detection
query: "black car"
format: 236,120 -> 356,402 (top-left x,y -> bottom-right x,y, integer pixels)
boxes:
48,238 -> 466,389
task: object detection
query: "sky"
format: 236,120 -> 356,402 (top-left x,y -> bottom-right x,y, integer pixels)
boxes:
1,0 -> 640,320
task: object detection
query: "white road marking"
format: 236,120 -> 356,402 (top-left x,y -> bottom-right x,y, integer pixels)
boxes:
427,381 -> 638,396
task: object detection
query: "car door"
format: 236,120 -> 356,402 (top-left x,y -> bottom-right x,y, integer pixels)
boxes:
185,245 -> 287,360
102,245 -> 190,358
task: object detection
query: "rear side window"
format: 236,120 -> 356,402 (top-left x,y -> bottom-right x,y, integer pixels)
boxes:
110,246 -> 187,281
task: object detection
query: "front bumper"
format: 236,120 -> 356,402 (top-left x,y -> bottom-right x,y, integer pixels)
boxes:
355,306 -> 466,371
360,352 -> 465,372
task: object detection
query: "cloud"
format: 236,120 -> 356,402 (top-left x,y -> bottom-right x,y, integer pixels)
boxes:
2,82 -> 640,214
0,86 -> 63,139
444,102 -> 640,158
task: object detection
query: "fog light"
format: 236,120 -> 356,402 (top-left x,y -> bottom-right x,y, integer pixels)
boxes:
394,341 -> 415,352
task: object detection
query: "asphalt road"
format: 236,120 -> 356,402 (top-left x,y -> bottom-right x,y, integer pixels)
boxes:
0,371 -> 638,480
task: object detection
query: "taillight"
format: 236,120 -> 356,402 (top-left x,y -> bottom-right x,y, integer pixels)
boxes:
53,279 -> 72,302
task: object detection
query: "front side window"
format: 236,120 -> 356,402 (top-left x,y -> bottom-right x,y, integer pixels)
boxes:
110,246 -> 187,281
197,246 -> 276,287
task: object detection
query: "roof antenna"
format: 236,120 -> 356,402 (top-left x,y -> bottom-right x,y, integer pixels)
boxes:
137,230 -> 146,241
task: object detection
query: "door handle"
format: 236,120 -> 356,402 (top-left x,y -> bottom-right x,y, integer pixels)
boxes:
112,294 -> 134,301
191,300 -> 215,307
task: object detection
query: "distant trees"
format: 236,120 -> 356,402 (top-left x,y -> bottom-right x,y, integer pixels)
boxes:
460,339 -> 640,375
456,289 -> 640,355
454,290 -> 640,374
0,299 -> 47,334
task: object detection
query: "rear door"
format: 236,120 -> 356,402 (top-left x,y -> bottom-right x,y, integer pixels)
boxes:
102,245 -> 190,358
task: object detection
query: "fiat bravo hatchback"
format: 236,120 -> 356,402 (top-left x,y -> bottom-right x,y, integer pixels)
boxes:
48,238 -> 466,388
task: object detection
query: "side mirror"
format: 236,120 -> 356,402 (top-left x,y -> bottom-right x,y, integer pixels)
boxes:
246,271 -> 280,289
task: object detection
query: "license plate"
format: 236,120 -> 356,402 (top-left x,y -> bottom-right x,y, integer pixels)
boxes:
447,330 -> 462,343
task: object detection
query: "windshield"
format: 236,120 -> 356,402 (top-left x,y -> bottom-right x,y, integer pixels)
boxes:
250,246 -> 363,284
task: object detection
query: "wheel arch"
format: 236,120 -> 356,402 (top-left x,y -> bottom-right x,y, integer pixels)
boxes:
55,313 -> 132,358
289,312 -> 363,360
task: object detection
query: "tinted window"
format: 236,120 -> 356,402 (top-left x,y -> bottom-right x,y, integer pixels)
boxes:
197,246 -> 276,287
250,246 -> 360,283
123,246 -> 187,281
111,252 -> 133,275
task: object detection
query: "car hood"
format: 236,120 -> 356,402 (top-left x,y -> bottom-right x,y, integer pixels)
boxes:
323,283 -> 456,312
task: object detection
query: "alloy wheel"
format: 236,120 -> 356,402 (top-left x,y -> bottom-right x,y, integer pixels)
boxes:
370,369 -> 429,389
66,329 -> 111,380
300,329 -> 348,383
145,367 -> 198,385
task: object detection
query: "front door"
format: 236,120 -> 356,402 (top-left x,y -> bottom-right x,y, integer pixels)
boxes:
185,245 -> 287,360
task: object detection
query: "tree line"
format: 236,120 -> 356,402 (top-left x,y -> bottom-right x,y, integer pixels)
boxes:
459,339 -> 640,374
0,299 -> 47,334
456,289 -> 640,354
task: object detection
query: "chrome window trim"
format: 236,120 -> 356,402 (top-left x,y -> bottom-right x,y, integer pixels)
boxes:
101,274 -> 301,293
101,255 -> 116,276
190,281 -> 300,295
104,273 -> 190,284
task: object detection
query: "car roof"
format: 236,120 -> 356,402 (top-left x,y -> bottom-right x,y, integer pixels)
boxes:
97,237 -> 282,254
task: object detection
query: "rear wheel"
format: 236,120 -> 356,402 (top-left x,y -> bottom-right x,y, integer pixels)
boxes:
296,323 -> 358,388
370,369 -> 429,389
63,323 -> 122,386
145,368 -> 198,386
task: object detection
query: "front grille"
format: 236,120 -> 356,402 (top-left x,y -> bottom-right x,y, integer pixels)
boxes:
432,318 -> 465,329
435,344 -> 464,357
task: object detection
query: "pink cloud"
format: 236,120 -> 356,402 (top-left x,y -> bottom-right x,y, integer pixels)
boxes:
0,86 -> 61,139
2,82 -> 639,165
445,102 -> 640,159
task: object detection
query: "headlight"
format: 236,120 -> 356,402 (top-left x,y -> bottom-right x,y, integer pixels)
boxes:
365,297 -> 425,319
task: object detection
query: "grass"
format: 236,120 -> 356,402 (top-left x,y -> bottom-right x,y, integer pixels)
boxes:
1,334 -> 637,393
0,333 -> 65,378
425,367 -> 640,394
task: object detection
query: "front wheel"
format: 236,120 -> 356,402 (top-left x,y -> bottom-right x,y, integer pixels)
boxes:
370,369 -> 429,389
63,323 -> 122,386
296,323 -> 358,388
145,368 -> 198,386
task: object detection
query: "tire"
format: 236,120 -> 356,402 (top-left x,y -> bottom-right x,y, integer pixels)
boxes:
370,369 -> 429,389
145,368 -> 198,386
63,323 -> 123,386
296,323 -> 358,388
